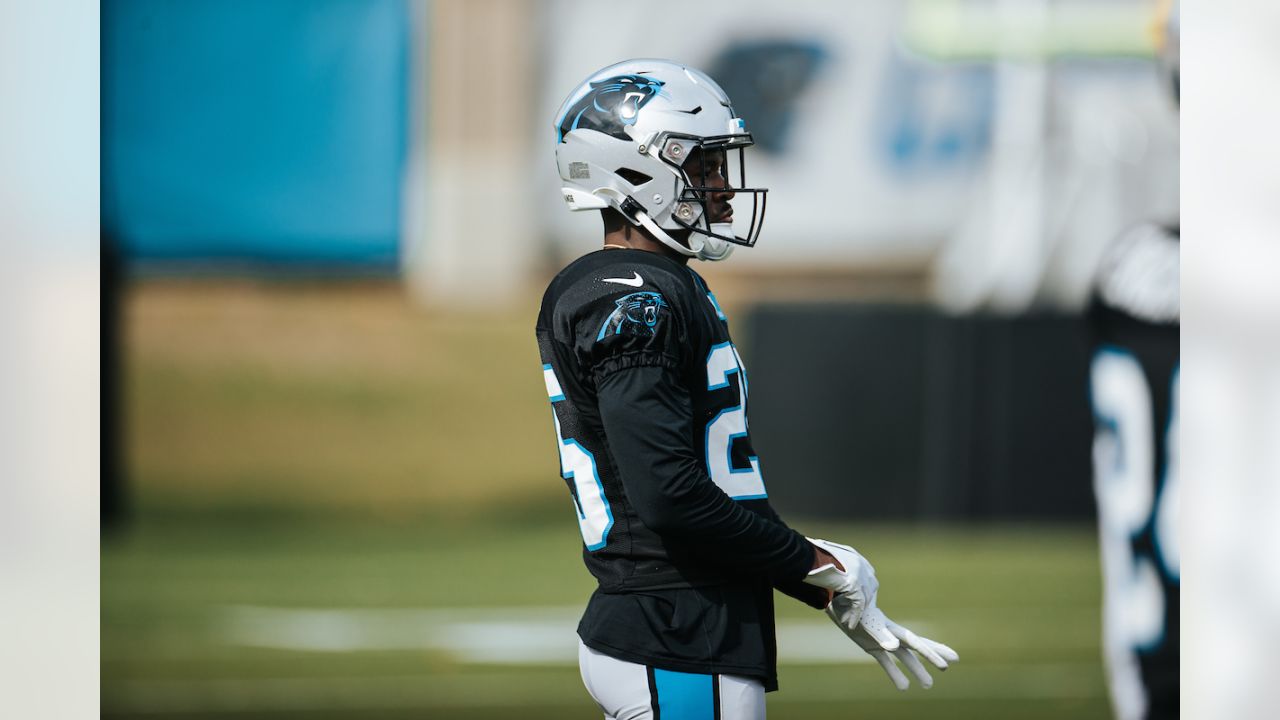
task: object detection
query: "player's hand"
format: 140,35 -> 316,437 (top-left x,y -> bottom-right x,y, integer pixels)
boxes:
802,537 -> 878,632
833,603 -> 959,690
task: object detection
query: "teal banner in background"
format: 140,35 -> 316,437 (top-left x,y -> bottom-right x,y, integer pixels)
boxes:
103,0 -> 409,270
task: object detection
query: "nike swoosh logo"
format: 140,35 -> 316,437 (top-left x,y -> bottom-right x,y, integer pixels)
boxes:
602,271 -> 644,288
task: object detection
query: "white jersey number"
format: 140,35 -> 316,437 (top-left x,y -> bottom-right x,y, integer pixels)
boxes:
705,342 -> 767,500
1090,348 -> 1179,719
1090,348 -> 1177,650
543,364 -> 613,550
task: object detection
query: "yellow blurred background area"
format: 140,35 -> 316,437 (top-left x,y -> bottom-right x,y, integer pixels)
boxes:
126,280 -> 549,514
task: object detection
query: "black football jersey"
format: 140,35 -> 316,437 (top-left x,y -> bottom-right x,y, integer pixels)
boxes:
1088,222 -> 1179,720
535,248 -> 823,689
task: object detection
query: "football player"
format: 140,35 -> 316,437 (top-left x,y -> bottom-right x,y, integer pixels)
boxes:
1087,3 -> 1179,718
537,59 -> 958,719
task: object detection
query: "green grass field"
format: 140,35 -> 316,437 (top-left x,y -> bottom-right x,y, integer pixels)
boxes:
103,514 -> 1106,719
105,282 -> 1109,719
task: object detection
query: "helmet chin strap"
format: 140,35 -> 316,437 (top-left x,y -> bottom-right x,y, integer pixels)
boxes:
601,188 -> 733,262
632,211 -> 736,262
632,208 -> 700,258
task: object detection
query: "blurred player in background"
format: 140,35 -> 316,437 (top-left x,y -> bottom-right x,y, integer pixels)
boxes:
536,59 -> 958,718
1088,2 -> 1179,718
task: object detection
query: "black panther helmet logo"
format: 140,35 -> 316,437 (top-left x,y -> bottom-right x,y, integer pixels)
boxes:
596,291 -> 668,340
557,75 -> 665,143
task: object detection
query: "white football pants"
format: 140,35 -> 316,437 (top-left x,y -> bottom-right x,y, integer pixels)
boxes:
578,639 -> 765,720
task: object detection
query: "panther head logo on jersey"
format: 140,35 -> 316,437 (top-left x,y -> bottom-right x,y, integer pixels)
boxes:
557,75 -> 665,143
596,292 -> 668,341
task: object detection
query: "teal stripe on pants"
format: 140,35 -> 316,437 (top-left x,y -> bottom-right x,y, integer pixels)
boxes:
652,668 -> 714,720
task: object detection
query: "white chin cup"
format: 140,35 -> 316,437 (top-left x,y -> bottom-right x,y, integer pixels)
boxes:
696,224 -> 736,262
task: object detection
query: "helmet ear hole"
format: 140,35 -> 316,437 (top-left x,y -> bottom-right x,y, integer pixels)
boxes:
615,168 -> 653,186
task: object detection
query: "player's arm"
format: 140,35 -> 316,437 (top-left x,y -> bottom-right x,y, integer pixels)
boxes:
775,576 -> 836,610
596,363 -> 819,583
753,502 -> 841,609
741,501 -> 831,608
594,336 -> 957,688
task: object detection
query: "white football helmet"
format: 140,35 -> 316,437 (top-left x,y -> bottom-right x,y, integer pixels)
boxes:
553,58 -> 767,262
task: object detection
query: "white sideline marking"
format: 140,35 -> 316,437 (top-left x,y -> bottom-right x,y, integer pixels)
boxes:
104,607 -> 1111,714
220,604 -> 876,664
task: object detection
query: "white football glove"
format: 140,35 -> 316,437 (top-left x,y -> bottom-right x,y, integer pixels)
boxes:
802,537 -> 878,633
832,601 -> 960,690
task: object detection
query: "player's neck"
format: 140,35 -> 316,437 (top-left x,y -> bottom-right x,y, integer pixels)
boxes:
601,225 -> 690,265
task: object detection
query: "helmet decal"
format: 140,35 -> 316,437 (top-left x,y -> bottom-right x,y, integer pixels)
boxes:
595,291 -> 668,341
557,75 -> 665,143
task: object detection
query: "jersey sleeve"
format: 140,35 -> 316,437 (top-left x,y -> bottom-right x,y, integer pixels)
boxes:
568,281 -> 687,383
596,363 -> 817,584
759,502 -> 831,610
774,577 -> 832,610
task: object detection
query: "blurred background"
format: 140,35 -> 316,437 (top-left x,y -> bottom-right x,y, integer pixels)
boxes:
100,0 -> 1180,718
